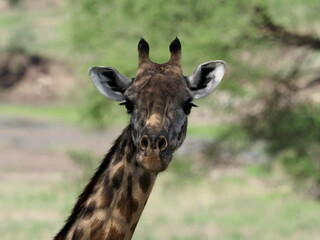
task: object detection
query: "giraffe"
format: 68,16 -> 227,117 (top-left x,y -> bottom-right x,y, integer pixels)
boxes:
54,38 -> 226,240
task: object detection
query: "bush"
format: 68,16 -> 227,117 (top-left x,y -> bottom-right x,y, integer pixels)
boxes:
7,0 -> 21,7
277,149 -> 319,182
245,104 -> 320,154
243,103 -> 320,195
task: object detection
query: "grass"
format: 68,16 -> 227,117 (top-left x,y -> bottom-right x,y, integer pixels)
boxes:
0,104 -> 79,123
0,180 -> 77,240
134,163 -> 320,240
2,154 -> 320,240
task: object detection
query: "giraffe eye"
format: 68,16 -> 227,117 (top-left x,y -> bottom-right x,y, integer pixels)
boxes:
120,99 -> 134,114
183,101 -> 198,115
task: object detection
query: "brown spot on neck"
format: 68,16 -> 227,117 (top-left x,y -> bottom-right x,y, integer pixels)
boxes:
101,173 -> 114,208
112,166 -> 125,190
139,172 -> 151,193
83,200 -> 96,220
71,228 -> 84,240
106,226 -> 125,240
117,193 -> 139,223
90,219 -> 105,240
113,140 -> 127,165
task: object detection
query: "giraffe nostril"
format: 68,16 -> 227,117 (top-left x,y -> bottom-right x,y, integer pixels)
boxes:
140,135 -> 167,152
140,135 -> 150,151
157,136 -> 168,152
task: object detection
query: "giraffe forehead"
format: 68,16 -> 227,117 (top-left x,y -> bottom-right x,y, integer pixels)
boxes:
136,62 -> 183,78
128,73 -> 190,104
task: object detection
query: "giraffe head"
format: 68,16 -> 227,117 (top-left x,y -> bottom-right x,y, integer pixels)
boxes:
89,38 -> 226,172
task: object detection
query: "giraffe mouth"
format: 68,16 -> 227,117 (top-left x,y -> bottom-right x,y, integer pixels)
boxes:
136,148 -> 172,172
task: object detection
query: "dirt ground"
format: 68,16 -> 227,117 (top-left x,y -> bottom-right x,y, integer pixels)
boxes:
0,52 -> 76,104
0,114 -> 121,184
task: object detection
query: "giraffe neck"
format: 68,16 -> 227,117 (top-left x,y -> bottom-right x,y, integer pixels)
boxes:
54,125 -> 157,240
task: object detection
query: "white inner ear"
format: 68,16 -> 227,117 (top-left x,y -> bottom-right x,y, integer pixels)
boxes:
88,66 -> 132,101
207,62 -> 225,88
190,60 -> 226,99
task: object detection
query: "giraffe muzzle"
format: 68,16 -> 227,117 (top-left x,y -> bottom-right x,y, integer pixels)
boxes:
137,134 -> 170,172
140,135 -> 168,152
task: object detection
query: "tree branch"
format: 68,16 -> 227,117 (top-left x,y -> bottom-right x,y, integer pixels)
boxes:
254,7 -> 320,50
302,77 -> 320,89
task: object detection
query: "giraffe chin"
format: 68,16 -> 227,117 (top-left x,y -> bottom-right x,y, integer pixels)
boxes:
137,149 -> 172,173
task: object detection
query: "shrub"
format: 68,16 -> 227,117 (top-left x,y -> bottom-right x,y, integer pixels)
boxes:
244,103 -> 320,196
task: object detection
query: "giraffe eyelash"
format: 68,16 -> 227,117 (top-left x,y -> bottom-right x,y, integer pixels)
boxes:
182,100 -> 198,115
120,99 -> 134,114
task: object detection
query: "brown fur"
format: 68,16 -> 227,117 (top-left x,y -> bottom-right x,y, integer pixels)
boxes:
106,226 -> 125,240
139,172 -> 151,193
90,219 -> 104,239
117,193 -> 140,223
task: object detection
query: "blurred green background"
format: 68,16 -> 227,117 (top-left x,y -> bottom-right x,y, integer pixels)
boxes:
0,0 -> 319,239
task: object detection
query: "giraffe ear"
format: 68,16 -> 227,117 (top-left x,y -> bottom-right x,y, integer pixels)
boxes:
89,66 -> 133,101
186,61 -> 226,99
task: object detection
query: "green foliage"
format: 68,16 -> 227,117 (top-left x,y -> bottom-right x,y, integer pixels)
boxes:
80,90 -> 116,128
79,88 -> 129,128
203,124 -> 251,165
244,103 -> 320,194
277,149 -> 320,183
69,0 -> 257,74
7,0 -> 21,7
245,164 -> 271,178
246,104 -> 320,154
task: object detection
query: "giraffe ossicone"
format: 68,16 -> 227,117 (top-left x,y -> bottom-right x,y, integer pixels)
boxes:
54,38 -> 226,240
